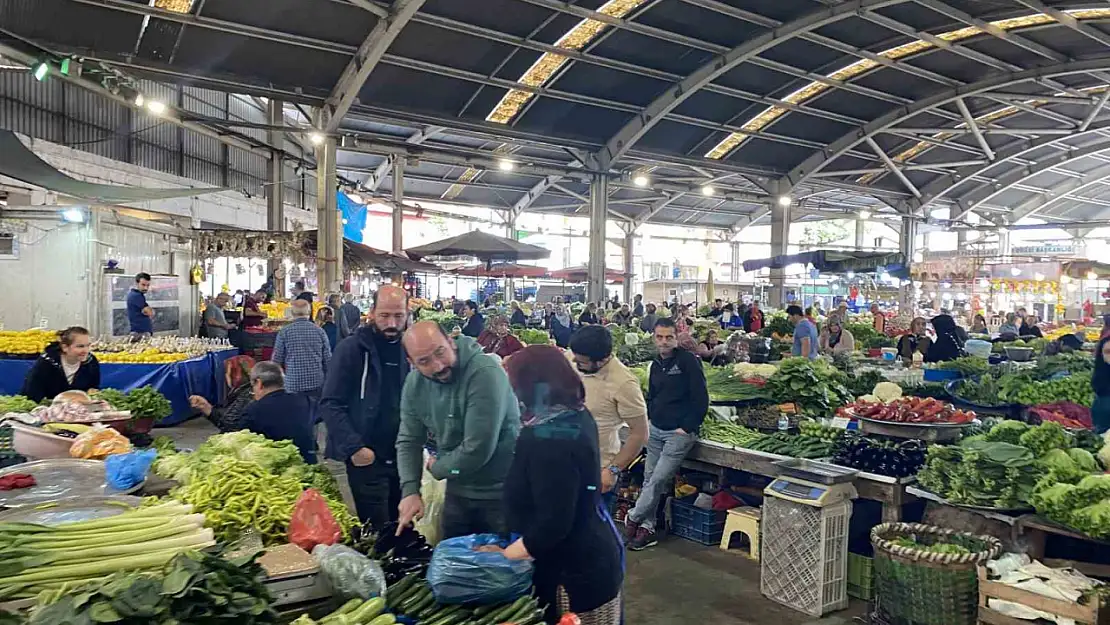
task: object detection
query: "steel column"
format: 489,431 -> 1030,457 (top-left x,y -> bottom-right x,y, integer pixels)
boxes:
622,229 -> 635,304
316,138 -> 342,292
730,240 -> 741,282
855,218 -> 866,249
587,175 -> 609,303
391,157 -> 405,254
899,216 -> 917,309
768,201 -> 789,307
266,99 -> 286,296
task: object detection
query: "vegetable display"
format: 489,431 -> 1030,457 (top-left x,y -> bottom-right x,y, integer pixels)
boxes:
933,356 -> 991,378
950,376 -> 1009,408
0,395 -> 38,415
0,501 -> 215,599
26,551 -> 276,625
838,397 -> 975,424
92,386 -> 173,422
1026,402 -> 1093,430
511,329 -> 550,346
382,580 -> 544,625
765,358 -> 851,417
1030,474 -> 1110,539
290,597 -> 393,625
832,432 -> 925,478
351,522 -> 434,585
154,430 -> 306,484
705,367 -> 769,403
917,438 -> 1037,509
998,372 -> 1094,407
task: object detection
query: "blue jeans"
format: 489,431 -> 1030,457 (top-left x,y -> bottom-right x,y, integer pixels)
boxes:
627,423 -> 697,532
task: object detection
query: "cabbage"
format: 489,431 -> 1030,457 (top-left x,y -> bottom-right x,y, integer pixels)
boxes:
1071,500 -> 1110,539
984,420 -> 1029,445
872,382 -> 903,403
1038,449 -> 1085,484
152,430 -> 303,484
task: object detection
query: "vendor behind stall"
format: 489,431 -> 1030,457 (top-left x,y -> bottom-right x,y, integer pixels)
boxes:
897,317 -> 932,364
477,315 -> 525,359
20,326 -> 100,403
819,315 -> 855,355
925,314 -> 966,363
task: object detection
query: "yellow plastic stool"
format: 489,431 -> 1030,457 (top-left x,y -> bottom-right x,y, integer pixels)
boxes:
719,506 -> 761,560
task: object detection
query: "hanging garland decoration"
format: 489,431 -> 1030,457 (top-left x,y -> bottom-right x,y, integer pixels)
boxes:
194,222 -> 307,263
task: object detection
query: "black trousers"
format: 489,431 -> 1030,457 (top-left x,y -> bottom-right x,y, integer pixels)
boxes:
346,462 -> 401,529
442,490 -> 507,539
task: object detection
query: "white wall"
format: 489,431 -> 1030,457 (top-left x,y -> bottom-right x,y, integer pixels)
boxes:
0,218 -> 90,331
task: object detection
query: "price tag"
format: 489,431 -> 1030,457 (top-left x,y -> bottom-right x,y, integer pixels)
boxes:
830,416 -> 851,429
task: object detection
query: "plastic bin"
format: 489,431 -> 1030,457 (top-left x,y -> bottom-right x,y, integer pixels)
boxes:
670,498 -> 726,546
847,553 -> 873,601
923,368 -> 961,382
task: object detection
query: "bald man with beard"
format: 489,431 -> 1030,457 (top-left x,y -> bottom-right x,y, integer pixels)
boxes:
320,285 -> 411,527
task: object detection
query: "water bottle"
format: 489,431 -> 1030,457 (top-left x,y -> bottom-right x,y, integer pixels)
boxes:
777,412 -> 789,431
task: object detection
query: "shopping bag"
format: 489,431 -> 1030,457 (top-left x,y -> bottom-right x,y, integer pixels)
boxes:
312,544 -> 387,600
104,449 -> 157,490
288,488 -> 342,551
426,534 -> 533,605
414,462 -> 446,546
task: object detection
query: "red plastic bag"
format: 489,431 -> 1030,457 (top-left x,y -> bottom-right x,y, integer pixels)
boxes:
288,489 -> 342,551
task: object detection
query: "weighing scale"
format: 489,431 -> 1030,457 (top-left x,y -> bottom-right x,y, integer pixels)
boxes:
761,459 -> 858,618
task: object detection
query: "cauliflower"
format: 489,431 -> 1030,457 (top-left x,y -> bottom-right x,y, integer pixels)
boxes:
872,382 -> 903,403
857,394 -> 880,403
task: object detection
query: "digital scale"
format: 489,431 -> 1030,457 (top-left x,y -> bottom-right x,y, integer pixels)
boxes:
766,476 -> 856,507
761,459 -> 858,617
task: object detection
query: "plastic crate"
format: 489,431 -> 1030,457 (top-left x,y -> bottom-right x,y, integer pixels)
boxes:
670,499 -> 726,546
847,553 -> 873,601
760,497 -> 852,617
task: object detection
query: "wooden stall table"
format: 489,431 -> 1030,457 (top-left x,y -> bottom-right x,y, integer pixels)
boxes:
684,440 -> 917,522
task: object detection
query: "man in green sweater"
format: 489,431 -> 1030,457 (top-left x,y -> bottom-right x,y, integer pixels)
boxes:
396,321 -> 520,538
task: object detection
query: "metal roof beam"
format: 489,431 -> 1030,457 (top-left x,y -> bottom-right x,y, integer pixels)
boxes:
322,0 -> 425,132
344,0 -> 389,19
595,0 -> 908,167
987,92 -> 1097,105
890,127 -> 1077,135
512,176 -> 564,218
811,159 -> 989,177
913,0 -> 1067,62
956,98 -> 995,161
1016,0 -> 1110,48
1081,91 -> 1110,132
729,207 -> 771,239
1004,163 -> 1110,223
865,137 -> 922,198
783,59 -> 1110,188
632,193 -> 686,228
362,126 -> 443,191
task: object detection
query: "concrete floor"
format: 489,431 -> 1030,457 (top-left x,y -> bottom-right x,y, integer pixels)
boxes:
160,418 -> 867,625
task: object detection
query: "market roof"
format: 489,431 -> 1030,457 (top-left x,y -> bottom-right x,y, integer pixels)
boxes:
6,0 -> 1110,231
742,250 -> 906,273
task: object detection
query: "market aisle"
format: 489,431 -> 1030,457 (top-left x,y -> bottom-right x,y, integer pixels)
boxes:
159,418 -> 865,625
625,539 -> 865,625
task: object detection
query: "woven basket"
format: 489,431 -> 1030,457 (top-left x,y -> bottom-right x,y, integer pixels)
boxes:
870,522 -> 1001,625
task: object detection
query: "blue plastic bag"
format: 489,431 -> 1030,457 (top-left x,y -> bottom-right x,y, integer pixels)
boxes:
104,449 -> 157,490
426,534 -> 533,605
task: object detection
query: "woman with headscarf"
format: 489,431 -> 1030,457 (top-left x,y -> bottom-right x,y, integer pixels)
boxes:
819,315 -> 856,355
871,303 -> 886,335
897,317 -> 932,364
477,314 -> 525,359
509,301 -> 528,327
925,314 -> 966,363
189,355 -> 256,431
970,314 -> 988,335
496,346 -> 624,625
1092,337 -> 1110,433
998,312 -> 1020,337
1019,314 -> 1043,338
551,304 -> 574,348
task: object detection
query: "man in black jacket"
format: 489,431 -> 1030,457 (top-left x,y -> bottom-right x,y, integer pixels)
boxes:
624,317 -> 709,551
320,285 -> 411,526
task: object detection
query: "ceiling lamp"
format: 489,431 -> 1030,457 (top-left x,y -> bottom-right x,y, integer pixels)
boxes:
1088,271 -> 1099,281
498,159 -> 514,172
777,195 -> 792,207
32,61 -> 49,82
858,209 -> 871,220
632,173 -> 650,187
146,100 -> 167,115
308,132 -> 325,146
701,185 -> 715,196
61,208 -> 85,223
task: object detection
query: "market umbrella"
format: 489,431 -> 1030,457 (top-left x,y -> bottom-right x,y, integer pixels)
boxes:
706,268 -> 716,303
549,265 -> 625,283
302,231 -> 441,273
406,231 -> 551,263
454,263 -> 548,278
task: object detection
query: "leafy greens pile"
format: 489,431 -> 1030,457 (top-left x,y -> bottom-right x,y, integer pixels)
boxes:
765,357 -> 851,417
25,551 -> 277,625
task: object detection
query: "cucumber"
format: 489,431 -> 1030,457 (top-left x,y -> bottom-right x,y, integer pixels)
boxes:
367,615 -> 397,625
423,605 -> 465,625
506,599 -> 537,623
396,582 -> 426,607
479,597 -> 529,625
514,609 -> 546,625
401,586 -> 432,613
471,604 -> 500,618
387,573 -> 419,604
348,597 -> 386,623
417,601 -> 445,620
408,593 -> 437,617
431,613 -> 470,625
324,598 -> 364,619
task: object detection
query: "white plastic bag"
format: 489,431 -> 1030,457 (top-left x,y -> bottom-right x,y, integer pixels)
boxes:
415,456 -> 446,546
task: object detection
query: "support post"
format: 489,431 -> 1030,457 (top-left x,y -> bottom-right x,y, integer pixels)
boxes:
392,157 -> 404,254
855,218 -> 866,250
316,137 -> 342,293
587,175 -> 608,303
622,228 -> 635,304
768,200 -> 789,307
266,99 -> 285,296
999,229 -> 1012,258
900,216 -> 918,311
730,240 -> 740,283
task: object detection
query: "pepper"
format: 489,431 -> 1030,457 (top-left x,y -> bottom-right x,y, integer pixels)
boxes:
0,474 -> 36,490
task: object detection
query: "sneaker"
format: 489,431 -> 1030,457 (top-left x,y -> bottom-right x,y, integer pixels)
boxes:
621,519 -> 639,543
628,528 -> 658,551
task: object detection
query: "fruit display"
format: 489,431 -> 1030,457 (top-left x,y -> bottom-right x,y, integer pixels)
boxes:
0,328 -> 57,357
832,431 -> 926,478
838,397 -> 976,424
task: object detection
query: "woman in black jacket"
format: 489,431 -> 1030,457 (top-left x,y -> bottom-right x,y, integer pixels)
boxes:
925,314 -> 966,363
20,327 -> 100,403
497,346 -> 623,625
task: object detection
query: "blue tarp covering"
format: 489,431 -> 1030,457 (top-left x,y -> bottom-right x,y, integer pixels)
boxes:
338,192 -> 367,243
0,350 -> 238,426
742,250 -> 906,274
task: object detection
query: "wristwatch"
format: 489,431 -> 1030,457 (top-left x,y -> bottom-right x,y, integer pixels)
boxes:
607,465 -> 622,477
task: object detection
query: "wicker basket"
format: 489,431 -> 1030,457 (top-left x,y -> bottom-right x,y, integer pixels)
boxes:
870,523 -> 1002,625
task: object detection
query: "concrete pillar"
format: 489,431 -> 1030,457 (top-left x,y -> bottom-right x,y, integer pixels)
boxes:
768,201 -> 789,307
855,218 -> 866,250
900,216 -> 918,310
391,157 -> 404,254
315,137 -> 342,293
998,229 -> 1012,257
730,240 -> 741,283
622,229 -> 635,304
587,175 -> 608,303
266,99 -> 285,296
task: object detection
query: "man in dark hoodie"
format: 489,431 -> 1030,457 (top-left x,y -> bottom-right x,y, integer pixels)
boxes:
624,317 -> 709,551
396,321 -> 520,539
319,285 -> 411,527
